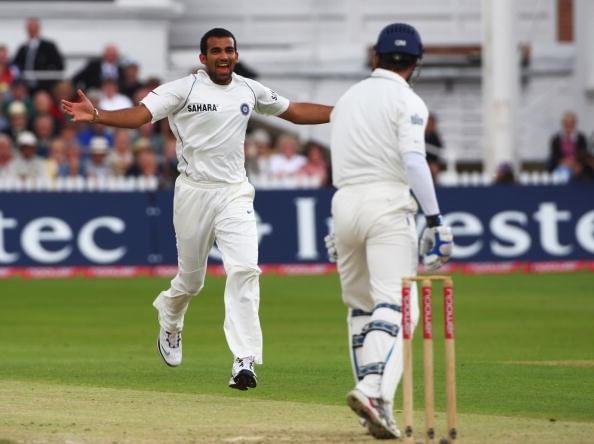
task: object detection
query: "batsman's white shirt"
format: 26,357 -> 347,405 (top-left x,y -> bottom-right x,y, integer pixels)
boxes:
142,69 -> 289,183
143,70 -> 289,364
331,68 -> 428,192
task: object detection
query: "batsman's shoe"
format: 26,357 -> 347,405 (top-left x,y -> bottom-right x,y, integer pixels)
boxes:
228,356 -> 257,391
157,328 -> 182,367
346,389 -> 400,440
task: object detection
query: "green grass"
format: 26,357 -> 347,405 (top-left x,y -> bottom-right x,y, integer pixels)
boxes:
1,272 -> 593,424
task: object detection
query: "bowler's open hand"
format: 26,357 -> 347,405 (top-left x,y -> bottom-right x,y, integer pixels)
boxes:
62,89 -> 95,122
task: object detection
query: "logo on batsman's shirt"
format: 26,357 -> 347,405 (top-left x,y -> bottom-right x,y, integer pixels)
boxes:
240,103 -> 250,115
187,103 -> 219,112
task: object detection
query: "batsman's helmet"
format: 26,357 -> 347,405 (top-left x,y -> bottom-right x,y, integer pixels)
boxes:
375,23 -> 423,59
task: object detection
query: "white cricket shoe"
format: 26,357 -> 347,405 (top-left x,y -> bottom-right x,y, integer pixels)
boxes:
228,356 -> 257,391
346,389 -> 400,440
157,328 -> 182,367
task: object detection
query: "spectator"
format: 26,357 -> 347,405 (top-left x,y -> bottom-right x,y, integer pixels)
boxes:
425,113 -> 444,181
133,139 -> 167,189
298,141 -> 330,186
107,128 -> 134,176
0,45 -> 20,93
3,101 -> 29,142
97,78 -> 133,111
425,113 -> 443,149
32,114 -> 55,157
0,134 -> 15,178
77,120 -> 113,155
51,80 -> 74,126
12,17 -> 64,93
250,128 -> 274,179
137,120 -> 164,154
59,142 -> 85,178
59,121 -> 79,146
269,133 -> 306,177
126,137 -> 154,177
31,89 -> 61,130
126,138 -> 164,186
120,59 -> 143,100
547,111 -> 588,177
31,89 -> 53,118
131,85 -> 151,106
0,89 -> 7,125
494,162 -> 516,185
244,135 -> 259,179
136,146 -> 161,178
569,158 -> 594,183
160,136 -> 178,187
10,131 -> 48,180
4,79 -> 32,115
84,136 -> 112,178
45,137 -> 67,179
72,44 -> 124,91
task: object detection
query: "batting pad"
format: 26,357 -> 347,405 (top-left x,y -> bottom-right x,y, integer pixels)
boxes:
352,304 -> 400,399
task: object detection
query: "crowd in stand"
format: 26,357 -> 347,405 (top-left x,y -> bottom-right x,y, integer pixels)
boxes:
0,18 -> 332,189
1,17 -> 593,189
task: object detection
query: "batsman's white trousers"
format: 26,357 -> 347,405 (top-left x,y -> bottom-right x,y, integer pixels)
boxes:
332,182 -> 420,399
332,182 -> 419,310
153,175 -> 263,364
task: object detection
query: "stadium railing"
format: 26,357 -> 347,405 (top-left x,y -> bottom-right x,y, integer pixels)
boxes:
0,171 -> 571,192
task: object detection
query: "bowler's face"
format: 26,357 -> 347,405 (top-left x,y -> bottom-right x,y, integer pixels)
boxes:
199,37 -> 238,85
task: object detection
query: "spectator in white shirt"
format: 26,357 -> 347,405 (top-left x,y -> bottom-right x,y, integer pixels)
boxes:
98,78 -> 133,111
10,131 -> 49,180
107,128 -> 134,176
84,136 -> 112,178
269,133 -> 306,177
45,137 -> 67,179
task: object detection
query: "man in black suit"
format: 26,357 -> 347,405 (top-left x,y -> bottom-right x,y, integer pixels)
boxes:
12,17 -> 64,93
72,44 -> 125,91
547,111 -> 589,173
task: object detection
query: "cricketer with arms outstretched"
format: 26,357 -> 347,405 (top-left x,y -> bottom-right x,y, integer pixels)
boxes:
63,28 -> 332,392
325,23 -> 454,439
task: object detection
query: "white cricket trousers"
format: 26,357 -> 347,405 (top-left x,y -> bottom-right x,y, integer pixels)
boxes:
332,182 -> 420,400
153,175 -> 263,364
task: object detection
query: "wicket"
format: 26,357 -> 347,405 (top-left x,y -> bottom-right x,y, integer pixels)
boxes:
401,275 -> 458,444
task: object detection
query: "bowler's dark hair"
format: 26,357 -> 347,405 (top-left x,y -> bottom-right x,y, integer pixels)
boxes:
200,28 -> 237,55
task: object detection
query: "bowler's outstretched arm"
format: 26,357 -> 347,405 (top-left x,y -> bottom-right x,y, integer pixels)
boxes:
62,89 -> 152,129
278,102 -> 333,124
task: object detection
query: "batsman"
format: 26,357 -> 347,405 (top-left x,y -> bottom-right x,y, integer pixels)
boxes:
325,23 -> 454,439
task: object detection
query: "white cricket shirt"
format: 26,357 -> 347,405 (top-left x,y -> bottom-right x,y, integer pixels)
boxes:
141,70 -> 289,184
330,68 -> 428,189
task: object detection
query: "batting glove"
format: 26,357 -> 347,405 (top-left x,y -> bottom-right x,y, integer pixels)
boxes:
324,233 -> 338,263
419,223 -> 453,272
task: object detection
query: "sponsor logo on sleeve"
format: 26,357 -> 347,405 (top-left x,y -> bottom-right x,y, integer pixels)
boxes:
411,113 -> 424,125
